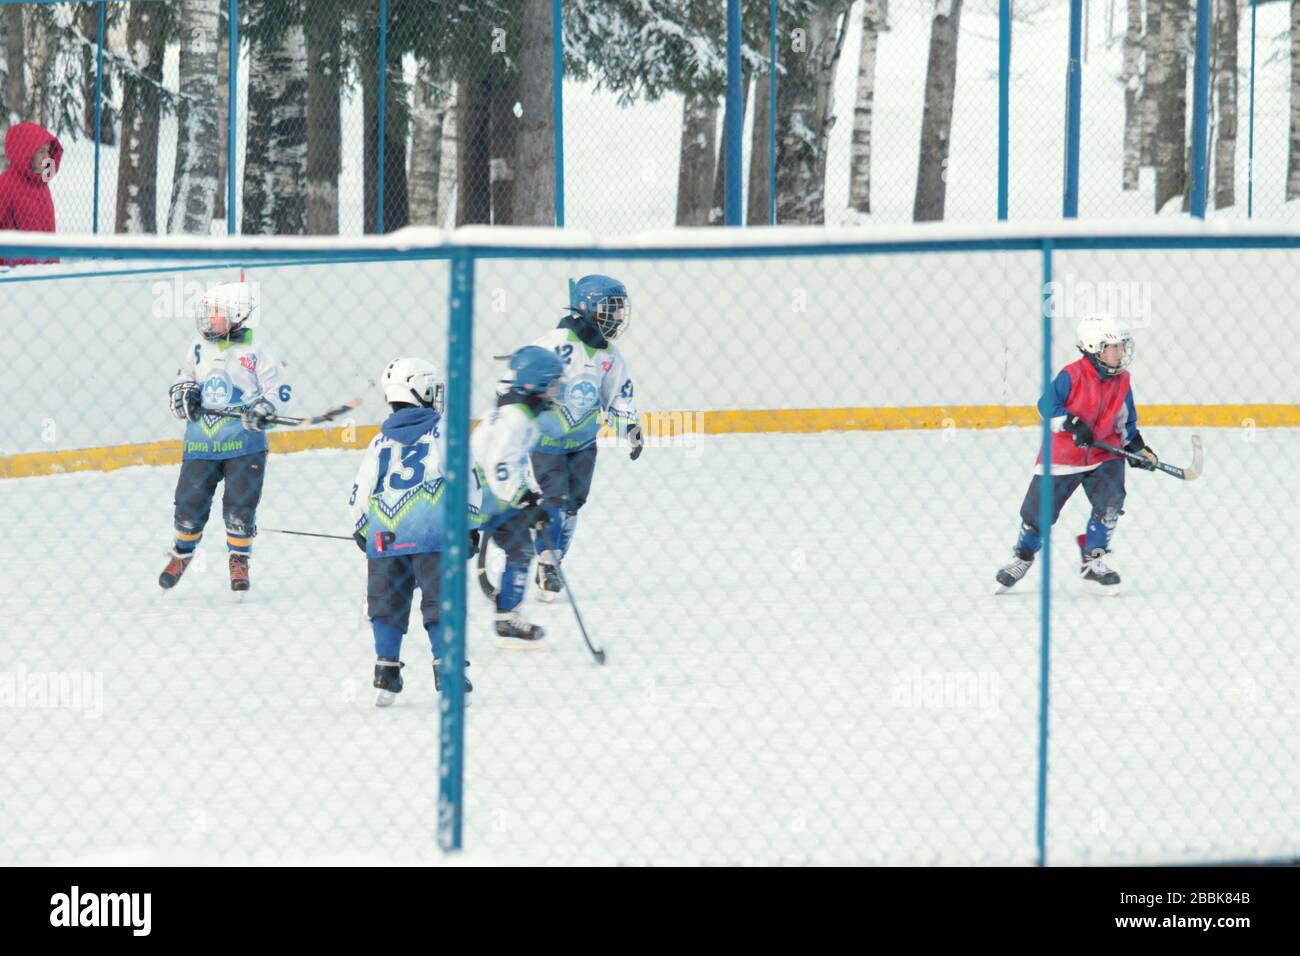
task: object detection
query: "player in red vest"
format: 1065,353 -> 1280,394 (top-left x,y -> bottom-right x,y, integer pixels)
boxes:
995,314 -> 1159,595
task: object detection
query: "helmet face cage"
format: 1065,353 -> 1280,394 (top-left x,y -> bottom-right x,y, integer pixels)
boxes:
193,293 -> 251,341
592,295 -> 630,340
409,373 -> 444,413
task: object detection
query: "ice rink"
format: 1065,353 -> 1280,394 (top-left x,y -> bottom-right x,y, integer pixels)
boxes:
3,426 -> 1298,866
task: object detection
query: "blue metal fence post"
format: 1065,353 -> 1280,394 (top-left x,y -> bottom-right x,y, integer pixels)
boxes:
724,0 -> 743,225
437,249 -> 475,853
998,0 -> 1010,221
1248,0 -> 1257,218
769,0 -> 777,225
93,0 -> 105,234
552,0 -> 565,227
1063,0 -> 1083,218
228,0 -> 237,235
1036,239 -> 1054,868
1190,0 -> 1212,218
377,0 -> 388,234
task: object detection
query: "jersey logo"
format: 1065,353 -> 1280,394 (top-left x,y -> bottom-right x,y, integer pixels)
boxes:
601,359 -> 611,372
239,354 -> 258,373
201,370 -> 233,409
564,380 -> 600,415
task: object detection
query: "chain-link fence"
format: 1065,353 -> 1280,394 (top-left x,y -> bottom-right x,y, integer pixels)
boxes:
2,226 -> 1297,865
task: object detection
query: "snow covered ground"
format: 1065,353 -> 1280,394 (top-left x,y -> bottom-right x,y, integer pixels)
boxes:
44,1 -> 1300,238
3,427 -> 1298,865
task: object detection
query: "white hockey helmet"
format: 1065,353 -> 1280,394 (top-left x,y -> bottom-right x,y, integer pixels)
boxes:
196,282 -> 258,341
1075,313 -> 1134,375
382,357 -> 444,411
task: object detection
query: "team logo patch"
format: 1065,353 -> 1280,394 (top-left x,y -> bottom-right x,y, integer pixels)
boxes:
566,380 -> 600,413
201,370 -> 233,409
601,359 -> 612,372
239,354 -> 257,373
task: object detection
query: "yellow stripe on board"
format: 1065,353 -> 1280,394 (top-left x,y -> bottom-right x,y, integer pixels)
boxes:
3,405 -> 1297,479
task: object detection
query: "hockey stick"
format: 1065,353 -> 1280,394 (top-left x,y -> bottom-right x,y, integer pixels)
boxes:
475,535 -> 501,601
261,527 -> 354,542
199,396 -> 363,427
1092,434 -> 1204,481
552,563 -> 606,665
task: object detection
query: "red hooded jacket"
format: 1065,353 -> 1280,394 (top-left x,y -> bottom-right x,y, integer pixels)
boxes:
0,121 -> 62,266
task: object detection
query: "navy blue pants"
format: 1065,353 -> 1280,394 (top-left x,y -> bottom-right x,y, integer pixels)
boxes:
172,452 -> 267,554
1016,458 -> 1126,554
531,446 -> 598,558
482,508 -> 536,612
367,552 -> 443,660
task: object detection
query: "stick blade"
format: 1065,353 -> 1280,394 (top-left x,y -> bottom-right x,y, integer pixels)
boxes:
1183,434 -> 1204,481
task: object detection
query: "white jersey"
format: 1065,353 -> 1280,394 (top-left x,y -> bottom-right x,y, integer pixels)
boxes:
528,325 -> 637,453
174,332 -> 286,460
471,400 -> 542,520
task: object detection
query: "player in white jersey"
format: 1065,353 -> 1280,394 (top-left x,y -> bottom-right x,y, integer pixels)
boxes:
159,282 -> 288,593
470,346 -> 566,647
527,274 -> 642,601
351,358 -> 480,705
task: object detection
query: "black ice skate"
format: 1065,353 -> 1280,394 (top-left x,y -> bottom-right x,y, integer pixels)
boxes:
1077,535 -> 1121,595
994,548 -> 1035,594
495,611 -> 547,650
229,553 -> 251,592
373,657 -> 404,707
158,550 -> 195,590
432,659 -> 473,697
535,561 -> 563,603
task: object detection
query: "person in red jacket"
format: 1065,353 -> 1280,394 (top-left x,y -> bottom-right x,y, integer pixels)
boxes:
995,314 -> 1159,595
0,121 -> 62,266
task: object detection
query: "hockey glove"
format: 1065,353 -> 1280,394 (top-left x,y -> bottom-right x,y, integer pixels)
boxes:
354,531 -> 368,553
1124,432 -> 1158,471
241,398 -> 276,431
169,381 -> 202,422
626,423 -> 644,461
1062,414 -> 1094,448
468,530 -> 481,559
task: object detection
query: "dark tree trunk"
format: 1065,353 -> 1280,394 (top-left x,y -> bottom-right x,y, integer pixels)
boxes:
1152,0 -> 1188,213
115,1 -> 168,233
361,9 -> 409,234
80,4 -> 116,145
677,94 -> 717,226
456,75 -> 492,226
489,60 -> 519,225
747,74 -> 771,225
214,11 -> 228,223
513,0 -> 556,225
306,10 -> 342,234
913,0 -> 963,222
242,13 -> 309,234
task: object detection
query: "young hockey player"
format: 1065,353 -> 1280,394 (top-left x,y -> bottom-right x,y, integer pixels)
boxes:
471,346 -> 566,647
160,282 -> 285,593
351,358 -> 479,706
995,314 -> 1159,596
527,274 -> 642,602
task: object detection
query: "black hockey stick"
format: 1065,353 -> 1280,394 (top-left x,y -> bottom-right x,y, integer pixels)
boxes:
1092,434 -> 1204,481
552,563 -> 606,665
261,527 -> 354,541
199,396 -> 363,427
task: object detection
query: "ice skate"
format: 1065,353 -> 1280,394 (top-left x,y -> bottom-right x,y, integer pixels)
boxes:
535,561 -> 563,603
158,550 -> 195,590
229,553 -> 250,592
432,659 -> 473,697
994,548 -> 1035,594
495,611 -> 547,650
373,657 -> 404,707
1078,535 -> 1121,595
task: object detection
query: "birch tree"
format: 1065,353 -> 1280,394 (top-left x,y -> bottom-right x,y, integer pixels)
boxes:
306,7 -> 343,233
1288,0 -> 1300,200
115,1 -> 170,233
1122,0 -> 1143,190
168,0 -> 221,234
849,0 -> 885,216
774,1 -> 852,224
409,61 -> 450,226
1212,0 -> 1236,207
747,74 -> 770,224
1150,0 -> 1188,213
0,5 -> 21,156
513,0 -> 556,226
913,0 -> 963,222
80,4 -> 116,145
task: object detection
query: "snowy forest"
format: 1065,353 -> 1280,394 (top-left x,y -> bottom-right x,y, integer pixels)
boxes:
1,0 -> 1299,236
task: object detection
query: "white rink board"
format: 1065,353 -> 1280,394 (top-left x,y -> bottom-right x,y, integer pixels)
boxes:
2,428 -> 1297,865
2,244 -> 1298,457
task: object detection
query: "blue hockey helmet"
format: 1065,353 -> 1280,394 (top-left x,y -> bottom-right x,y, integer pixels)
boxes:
569,274 -> 630,341
508,346 -> 565,398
